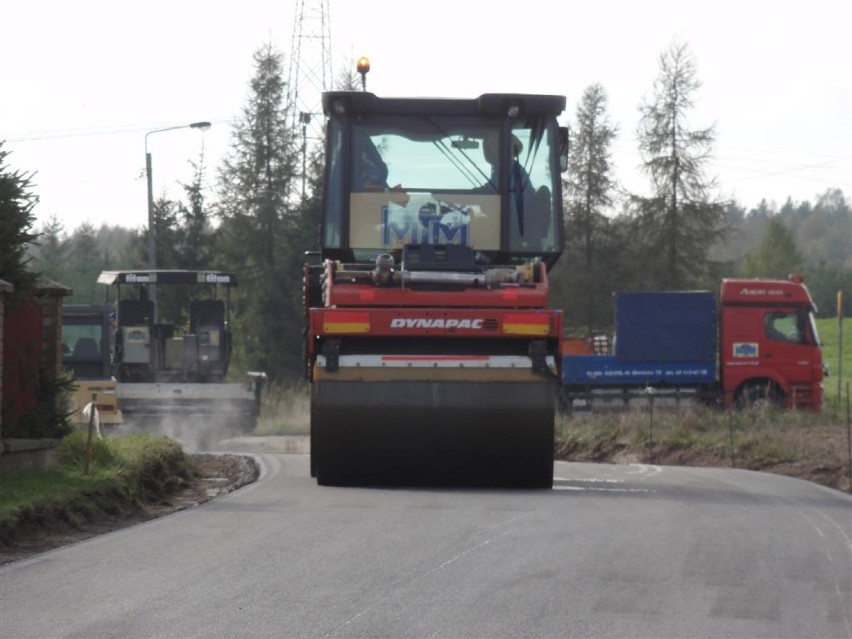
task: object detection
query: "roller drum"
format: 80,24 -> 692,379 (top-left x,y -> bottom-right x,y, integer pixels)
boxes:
311,380 -> 554,488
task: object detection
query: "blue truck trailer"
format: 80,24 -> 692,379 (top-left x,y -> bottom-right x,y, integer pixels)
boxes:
561,291 -> 718,409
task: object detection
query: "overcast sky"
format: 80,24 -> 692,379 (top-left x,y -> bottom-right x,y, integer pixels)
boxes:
2,0 -> 850,235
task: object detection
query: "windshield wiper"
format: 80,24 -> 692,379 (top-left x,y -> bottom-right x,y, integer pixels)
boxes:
424,116 -> 495,190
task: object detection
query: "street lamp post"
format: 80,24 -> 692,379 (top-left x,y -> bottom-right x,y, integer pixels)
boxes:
145,121 -> 211,273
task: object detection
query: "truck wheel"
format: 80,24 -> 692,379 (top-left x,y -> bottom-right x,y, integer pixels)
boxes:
736,382 -> 785,410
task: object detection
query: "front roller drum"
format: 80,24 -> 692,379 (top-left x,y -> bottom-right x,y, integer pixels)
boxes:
311,381 -> 554,488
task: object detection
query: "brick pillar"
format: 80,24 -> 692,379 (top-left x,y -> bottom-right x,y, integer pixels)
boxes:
0,279 -> 12,433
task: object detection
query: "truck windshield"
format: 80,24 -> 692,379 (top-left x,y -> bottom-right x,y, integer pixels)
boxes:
341,117 -> 559,263
62,319 -> 104,363
352,122 -> 494,192
808,310 -> 821,346
764,310 -> 819,346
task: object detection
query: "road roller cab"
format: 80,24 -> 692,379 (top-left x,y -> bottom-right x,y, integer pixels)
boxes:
305,90 -> 569,487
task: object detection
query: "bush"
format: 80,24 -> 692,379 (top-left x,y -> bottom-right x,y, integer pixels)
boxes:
7,368 -> 75,440
57,430 -> 116,472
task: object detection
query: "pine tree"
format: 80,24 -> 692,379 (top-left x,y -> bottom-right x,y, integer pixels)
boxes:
631,39 -> 726,290
215,43 -> 301,380
0,142 -> 39,300
176,157 -> 210,271
805,189 -> 851,267
556,84 -> 620,331
33,215 -> 67,284
152,197 -> 181,270
740,217 -> 803,279
66,223 -> 107,303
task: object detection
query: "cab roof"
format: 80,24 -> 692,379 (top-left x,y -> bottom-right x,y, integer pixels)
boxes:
97,270 -> 237,286
720,278 -> 813,306
322,92 -> 566,118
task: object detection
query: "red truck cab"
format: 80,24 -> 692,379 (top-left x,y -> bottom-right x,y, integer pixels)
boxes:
720,277 -> 823,410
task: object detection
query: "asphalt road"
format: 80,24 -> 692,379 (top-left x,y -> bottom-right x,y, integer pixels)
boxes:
2,449 -> 851,639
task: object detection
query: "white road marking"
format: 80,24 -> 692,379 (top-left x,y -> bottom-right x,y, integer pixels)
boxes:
553,485 -> 653,494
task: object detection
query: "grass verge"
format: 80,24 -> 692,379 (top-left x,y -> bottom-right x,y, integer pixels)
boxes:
556,403 -> 851,493
0,431 -> 193,546
255,380 -> 310,435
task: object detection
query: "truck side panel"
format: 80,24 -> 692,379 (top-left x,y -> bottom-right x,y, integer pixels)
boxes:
562,356 -> 715,385
614,291 -> 716,364
562,291 -> 717,387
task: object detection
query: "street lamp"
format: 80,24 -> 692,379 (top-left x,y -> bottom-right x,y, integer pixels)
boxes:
145,121 -> 211,273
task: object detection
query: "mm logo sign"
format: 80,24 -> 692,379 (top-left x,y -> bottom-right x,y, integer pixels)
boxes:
381,202 -> 470,247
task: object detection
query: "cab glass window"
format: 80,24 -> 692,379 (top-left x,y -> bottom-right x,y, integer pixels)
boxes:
764,311 -> 813,345
322,119 -> 343,248
350,120 -> 497,193
340,115 -> 561,264
62,321 -> 103,362
508,123 -> 557,254
347,120 -> 501,262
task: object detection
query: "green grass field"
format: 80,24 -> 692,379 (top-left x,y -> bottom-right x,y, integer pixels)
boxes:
817,316 -> 851,406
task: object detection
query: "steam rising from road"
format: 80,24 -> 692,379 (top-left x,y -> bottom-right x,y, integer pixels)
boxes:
120,399 -> 257,452
117,383 -> 311,450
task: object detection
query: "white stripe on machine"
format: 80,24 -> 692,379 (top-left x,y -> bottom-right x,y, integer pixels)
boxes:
315,354 -> 555,369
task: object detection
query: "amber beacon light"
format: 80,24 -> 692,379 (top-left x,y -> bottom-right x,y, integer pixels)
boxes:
357,56 -> 370,90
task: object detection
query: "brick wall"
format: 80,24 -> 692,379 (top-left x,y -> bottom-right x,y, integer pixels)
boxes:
0,280 -> 69,435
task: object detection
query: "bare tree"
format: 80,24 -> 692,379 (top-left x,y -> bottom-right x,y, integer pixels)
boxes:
334,57 -> 362,91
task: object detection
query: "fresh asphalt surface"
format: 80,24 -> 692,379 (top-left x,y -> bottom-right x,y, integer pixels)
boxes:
2,445 -> 851,638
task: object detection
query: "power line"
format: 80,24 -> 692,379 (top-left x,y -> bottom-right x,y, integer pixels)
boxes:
5,118 -> 237,143
608,142 -> 851,182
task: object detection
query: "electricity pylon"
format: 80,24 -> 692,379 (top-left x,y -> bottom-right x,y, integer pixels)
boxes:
287,0 -> 332,197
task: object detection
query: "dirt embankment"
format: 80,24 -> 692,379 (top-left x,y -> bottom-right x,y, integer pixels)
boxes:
555,424 -> 851,495
0,454 -> 258,565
